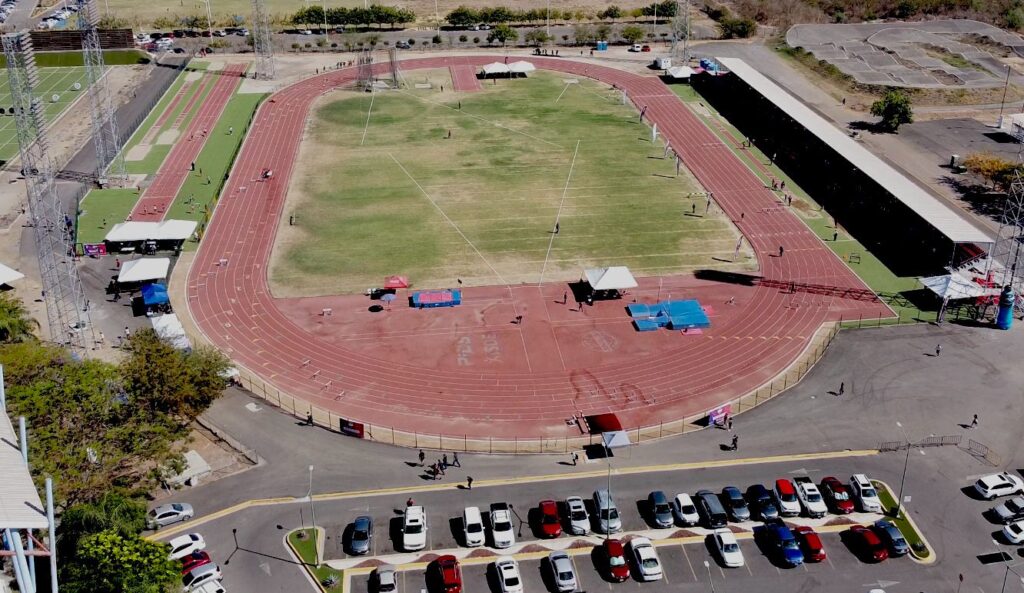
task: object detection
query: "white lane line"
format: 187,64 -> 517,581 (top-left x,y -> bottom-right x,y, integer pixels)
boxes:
359,90 -> 375,146
537,139 -> 580,285
554,82 -> 571,104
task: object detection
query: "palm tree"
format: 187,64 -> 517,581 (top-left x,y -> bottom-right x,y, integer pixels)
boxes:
0,293 -> 38,343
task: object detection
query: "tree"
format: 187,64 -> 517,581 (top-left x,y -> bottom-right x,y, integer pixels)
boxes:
59,493 -> 147,558
621,25 -> 645,44
573,23 -> 595,45
524,28 -> 552,46
487,23 -> 517,45
718,16 -> 757,39
0,293 -> 37,343
447,5 -> 477,27
963,152 -> 1022,191
595,23 -> 612,41
870,89 -> 913,131
598,5 -> 623,20
62,530 -> 178,593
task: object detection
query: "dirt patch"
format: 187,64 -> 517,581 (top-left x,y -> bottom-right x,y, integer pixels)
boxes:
466,548 -> 498,558
566,539 -> 596,549
823,516 -> 858,526
185,71 -> 203,82
518,544 -> 552,554
126,143 -> 152,161
157,129 -> 180,145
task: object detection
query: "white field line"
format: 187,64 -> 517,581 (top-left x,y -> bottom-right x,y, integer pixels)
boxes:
359,89 -> 375,146
538,139 -> 580,285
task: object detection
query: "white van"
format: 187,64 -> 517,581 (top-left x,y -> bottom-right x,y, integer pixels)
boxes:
630,44 -> 642,52
463,506 -> 485,547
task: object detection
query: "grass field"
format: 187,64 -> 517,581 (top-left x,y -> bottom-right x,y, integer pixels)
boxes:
269,70 -> 752,297
0,66 -> 94,164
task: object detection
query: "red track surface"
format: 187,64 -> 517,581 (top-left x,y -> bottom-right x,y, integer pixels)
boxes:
129,64 -> 246,222
138,80 -> 194,145
187,57 -> 893,439
449,64 -> 483,91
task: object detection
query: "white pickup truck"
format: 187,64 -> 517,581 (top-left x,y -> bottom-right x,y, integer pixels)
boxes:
793,477 -> 828,518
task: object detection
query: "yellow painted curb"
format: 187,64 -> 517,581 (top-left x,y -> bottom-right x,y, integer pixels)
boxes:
873,479 -> 936,565
149,449 -> 879,541
286,528 -> 331,593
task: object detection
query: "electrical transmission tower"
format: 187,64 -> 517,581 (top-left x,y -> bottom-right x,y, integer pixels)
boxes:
77,0 -> 125,186
4,32 -> 93,351
986,171 -> 1024,315
671,0 -> 691,64
251,0 -> 276,80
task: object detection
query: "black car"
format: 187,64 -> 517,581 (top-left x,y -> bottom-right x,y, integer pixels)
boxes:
695,489 -> 728,528
746,484 -> 780,520
395,41 -> 411,49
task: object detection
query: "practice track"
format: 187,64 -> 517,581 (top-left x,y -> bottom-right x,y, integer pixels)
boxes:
186,56 -> 893,440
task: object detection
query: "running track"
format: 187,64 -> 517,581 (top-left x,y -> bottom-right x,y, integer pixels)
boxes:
129,64 -> 247,222
186,57 -> 893,440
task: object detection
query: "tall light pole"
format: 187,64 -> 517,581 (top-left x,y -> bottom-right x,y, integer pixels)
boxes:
307,464 -> 318,566
894,421 -> 912,518
702,560 -> 716,593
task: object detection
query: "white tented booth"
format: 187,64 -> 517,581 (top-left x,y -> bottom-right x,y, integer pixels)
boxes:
480,62 -> 510,77
117,258 -> 171,284
150,313 -> 192,351
584,266 -> 638,291
0,262 -> 24,286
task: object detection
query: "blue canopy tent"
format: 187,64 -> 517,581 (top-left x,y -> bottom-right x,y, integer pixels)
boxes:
141,283 -> 169,307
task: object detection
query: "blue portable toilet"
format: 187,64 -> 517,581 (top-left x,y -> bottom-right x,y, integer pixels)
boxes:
997,285 -> 1015,330
596,40 -> 608,51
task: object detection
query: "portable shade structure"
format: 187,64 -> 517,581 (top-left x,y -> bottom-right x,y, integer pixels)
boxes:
480,62 -> 510,77
584,266 -> 638,291
0,262 -> 24,286
105,220 -> 198,243
920,272 -> 999,322
150,313 -> 191,350
383,275 -> 409,289
507,61 -> 536,75
117,258 -> 170,283
140,283 -> 169,306
666,65 -> 695,80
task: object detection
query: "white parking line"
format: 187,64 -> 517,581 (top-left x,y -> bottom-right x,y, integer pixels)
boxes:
679,544 -> 697,581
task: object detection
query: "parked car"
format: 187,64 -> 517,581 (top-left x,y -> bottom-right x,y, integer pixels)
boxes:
695,489 -> 728,528
793,526 -> 826,562
763,519 -> 803,566
537,500 -> 562,538
873,520 -> 909,556
641,45 -> 651,52
182,562 -> 222,590
213,29 -> 226,36
993,496 -> 1024,524
350,515 -> 373,555
850,474 -> 883,513
1004,520 -> 1024,544
601,538 -> 630,582
463,506 -> 485,547
848,525 -> 888,562
374,565 -> 397,593
648,491 -> 674,528
820,476 -> 855,514
148,503 -> 194,529
712,528 -> 744,567
793,477 -> 828,518
490,502 -> 515,548
720,486 -> 751,522
672,493 -> 700,526
237,28 -> 249,36
629,43 -> 642,52
566,496 -> 589,535
495,557 -> 523,593
192,581 -> 226,593
774,479 -> 801,517
548,551 -> 577,592
299,29 -> 312,35
630,537 -> 663,581
167,533 -> 206,560
593,489 -> 622,534
746,484 -> 779,520
402,505 -> 427,551
395,40 -> 411,49
975,472 -> 1024,500
180,550 -> 212,574
432,555 -> 462,593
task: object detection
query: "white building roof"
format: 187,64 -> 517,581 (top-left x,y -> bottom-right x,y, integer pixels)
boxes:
717,57 -> 993,245
585,266 -> 638,290
118,258 -> 170,283
105,220 -> 198,243
667,65 -> 695,79
0,410 -> 47,529
0,262 -> 24,285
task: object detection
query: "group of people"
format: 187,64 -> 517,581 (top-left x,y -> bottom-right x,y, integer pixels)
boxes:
418,449 -> 461,480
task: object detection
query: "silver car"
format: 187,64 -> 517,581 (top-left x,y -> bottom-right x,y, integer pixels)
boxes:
374,565 -> 396,593
548,551 -> 577,592
350,515 -> 373,555
147,502 -> 194,529
565,496 -> 589,535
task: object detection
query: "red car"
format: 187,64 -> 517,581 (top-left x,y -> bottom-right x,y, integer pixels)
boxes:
433,555 -> 462,593
180,550 -> 211,574
820,476 -> 855,514
849,525 -> 888,562
641,45 -> 652,52
793,526 -> 826,562
538,500 -> 562,538
602,538 -> 630,582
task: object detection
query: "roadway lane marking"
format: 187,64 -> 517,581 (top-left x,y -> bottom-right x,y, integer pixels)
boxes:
148,449 -> 879,540
679,544 -> 697,581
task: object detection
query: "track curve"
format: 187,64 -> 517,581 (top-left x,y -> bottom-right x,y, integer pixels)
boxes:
186,56 -> 892,440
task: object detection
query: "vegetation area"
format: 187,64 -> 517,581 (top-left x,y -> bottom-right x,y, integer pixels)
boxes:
290,4 -> 415,28
271,70 -> 750,296
288,528 -> 342,587
875,481 -> 931,559
703,3 -> 759,39
0,292 -> 230,592
0,49 -> 149,68
727,0 -> 1024,31
963,152 -> 1023,192
870,89 -> 914,131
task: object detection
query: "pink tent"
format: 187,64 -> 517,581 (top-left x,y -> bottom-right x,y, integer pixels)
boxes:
384,275 -> 409,289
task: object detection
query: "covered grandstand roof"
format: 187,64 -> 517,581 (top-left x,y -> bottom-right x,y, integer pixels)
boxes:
716,57 -> 993,246
0,410 -> 47,529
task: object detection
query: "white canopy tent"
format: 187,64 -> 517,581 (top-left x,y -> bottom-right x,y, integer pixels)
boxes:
585,266 -> 638,291
151,313 -> 192,350
920,273 -> 995,300
480,62 -> 510,76
105,220 -> 198,243
602,430 -> 632,449
666,65 -> 695,79
508,61 -> 536,74
0,262 -> 24,286
118,258 -> 170,283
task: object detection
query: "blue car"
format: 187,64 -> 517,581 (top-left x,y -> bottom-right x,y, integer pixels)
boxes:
764,519 -> 803,566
